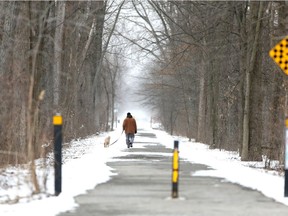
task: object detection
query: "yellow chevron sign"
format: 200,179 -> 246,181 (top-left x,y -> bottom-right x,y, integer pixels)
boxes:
269,36 -> 288,75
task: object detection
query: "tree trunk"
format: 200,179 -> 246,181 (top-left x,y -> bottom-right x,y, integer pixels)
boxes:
197,44 -> 206,142
53,1 -> 66,110
241,2 -> 264,161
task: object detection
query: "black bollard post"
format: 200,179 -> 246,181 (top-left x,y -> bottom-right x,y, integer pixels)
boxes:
285,118 -> 288,197
53,114 -> 63,196
172,140 -> 179,198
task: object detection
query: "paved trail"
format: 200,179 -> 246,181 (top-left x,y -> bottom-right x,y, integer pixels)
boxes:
58,130 -> 288,216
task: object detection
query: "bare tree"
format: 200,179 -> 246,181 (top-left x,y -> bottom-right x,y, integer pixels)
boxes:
53,1 -> 66,111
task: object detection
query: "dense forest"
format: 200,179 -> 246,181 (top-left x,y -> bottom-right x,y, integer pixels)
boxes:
0,1 -> 288,193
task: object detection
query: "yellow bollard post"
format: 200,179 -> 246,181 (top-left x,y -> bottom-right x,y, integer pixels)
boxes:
172,140 -> 179,198
53,114 -> 63,196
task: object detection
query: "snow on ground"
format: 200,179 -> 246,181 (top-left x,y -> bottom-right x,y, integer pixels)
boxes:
1,125 -> 288,216
0,128 -> 128,216
154,130 -> 288,206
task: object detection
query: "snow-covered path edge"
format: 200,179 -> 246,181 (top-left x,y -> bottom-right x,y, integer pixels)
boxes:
0,129 -> 128,216
154,130 -> 288,206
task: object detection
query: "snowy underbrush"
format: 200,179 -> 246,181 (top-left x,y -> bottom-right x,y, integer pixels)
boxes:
155,130 -> 284,176
0,132 -> 112,204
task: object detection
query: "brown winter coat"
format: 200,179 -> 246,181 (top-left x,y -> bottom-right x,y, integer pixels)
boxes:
123,117 -> 137,134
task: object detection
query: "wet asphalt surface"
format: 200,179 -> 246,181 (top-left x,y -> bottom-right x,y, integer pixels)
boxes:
58,130 -> 288,216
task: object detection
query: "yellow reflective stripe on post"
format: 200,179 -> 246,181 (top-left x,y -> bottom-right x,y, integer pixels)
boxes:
173,150 -> 179,170
53,115 -> 63,125
172,170 -> 178,183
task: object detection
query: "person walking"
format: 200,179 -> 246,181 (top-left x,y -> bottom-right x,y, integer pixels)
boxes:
122,112 -> 137,148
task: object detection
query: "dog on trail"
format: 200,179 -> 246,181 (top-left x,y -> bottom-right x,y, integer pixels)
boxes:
104,136 -> 110,148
